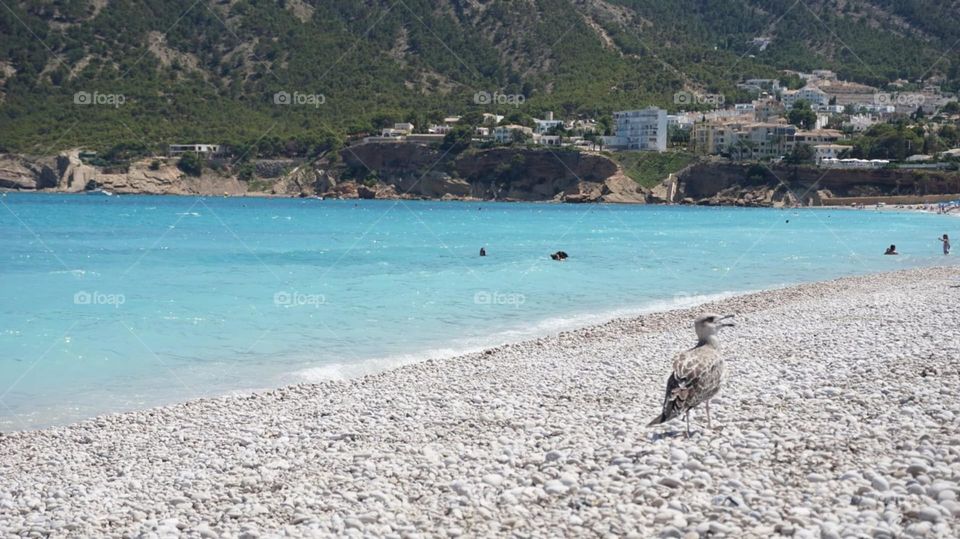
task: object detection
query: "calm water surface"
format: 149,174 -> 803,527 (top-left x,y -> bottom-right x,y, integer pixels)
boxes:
1,193 -> 956,429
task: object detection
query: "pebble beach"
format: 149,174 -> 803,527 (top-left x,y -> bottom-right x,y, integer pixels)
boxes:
2,266 -> 959,538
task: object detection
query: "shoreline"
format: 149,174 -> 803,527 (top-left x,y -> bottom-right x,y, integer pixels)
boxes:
4,189 -> 960,214
2,266 -> 959,537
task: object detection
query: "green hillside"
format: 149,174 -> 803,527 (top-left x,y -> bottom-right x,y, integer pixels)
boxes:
1,0 -> 958,155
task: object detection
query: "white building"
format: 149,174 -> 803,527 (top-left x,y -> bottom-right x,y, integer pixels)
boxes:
815,113 -> 830,130
782,86 -> 829,109
607,107 -> 668,151
534,112 -> 563,134
667,114 -> 695,130
569,119 -> 599,133
533,134 -> 562,146
493,125 -> 533,144
169,144 -> 223,157
813,144 -> 848,163
844,114 -> 879,132
814,104 -> 846,114
393,123 -> 415,134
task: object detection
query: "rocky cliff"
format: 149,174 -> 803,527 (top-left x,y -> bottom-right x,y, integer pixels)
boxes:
673,162 -> 960,207
340,144 -> 646,203
6,147 -> 955,206
0,155 -> 57,190
0,145 -> 647,203
1,150 -> 273,196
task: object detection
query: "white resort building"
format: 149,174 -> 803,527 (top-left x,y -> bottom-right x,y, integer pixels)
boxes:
605,107 -> 668,151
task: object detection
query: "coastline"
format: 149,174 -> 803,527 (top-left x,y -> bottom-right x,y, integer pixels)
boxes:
5,189 -> 960,215
2,266 -> 959,537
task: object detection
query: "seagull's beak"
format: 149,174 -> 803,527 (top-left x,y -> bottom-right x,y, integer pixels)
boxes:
719,314 -> 735,327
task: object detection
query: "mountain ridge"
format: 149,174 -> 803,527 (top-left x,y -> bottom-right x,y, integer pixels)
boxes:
1,0 -> 958,153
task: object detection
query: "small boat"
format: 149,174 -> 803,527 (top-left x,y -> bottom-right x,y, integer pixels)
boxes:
87,188 -> 114,196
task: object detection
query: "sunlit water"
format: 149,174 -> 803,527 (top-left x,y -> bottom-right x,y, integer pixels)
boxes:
1,193 -> 956,430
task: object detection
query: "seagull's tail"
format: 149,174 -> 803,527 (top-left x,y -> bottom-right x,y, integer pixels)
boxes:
646,413 -> 667,427
647,405 -> 682,427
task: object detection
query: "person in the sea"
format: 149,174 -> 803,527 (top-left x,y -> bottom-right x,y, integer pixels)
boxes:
479,247 -> 486,257
884,245 -> 898,255
550,251 -> 569,261
939,234 -> 951,255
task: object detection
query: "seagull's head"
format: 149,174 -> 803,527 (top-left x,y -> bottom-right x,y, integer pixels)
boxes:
695,313 -> 735,342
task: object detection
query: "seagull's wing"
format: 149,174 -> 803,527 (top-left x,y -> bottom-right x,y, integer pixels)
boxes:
648,345 -> 721,426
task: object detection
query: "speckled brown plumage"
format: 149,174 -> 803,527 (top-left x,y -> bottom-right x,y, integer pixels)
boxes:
650,345 -> 724,425
648,313 -> 733,434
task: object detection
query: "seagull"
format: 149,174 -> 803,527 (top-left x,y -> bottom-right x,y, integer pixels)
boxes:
647,313 -> 735,437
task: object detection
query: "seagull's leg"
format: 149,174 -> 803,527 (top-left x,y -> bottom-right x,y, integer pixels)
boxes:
706,400 -> 712,429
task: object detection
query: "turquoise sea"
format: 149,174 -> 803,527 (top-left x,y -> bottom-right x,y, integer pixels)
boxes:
1,193 -> 956,430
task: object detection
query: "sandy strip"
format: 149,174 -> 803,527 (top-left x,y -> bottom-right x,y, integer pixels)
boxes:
2,267 -> 959,538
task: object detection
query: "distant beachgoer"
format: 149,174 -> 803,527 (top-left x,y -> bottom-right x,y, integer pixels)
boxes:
884,245 -> 898,255
480,247 -> 486,257
940,234 -> 951,255
550,251 -> 569,261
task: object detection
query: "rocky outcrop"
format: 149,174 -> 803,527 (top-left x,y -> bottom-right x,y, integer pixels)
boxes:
55,151 -> 99,192
674,162 -> 960,206
0,145 -> 649,203
0,155 -> 57,190
270,165 -> 320,196
87,159 -> 249,195
340,144 -> 645,203
18,146 -> 953,207
597,171 -> 647,204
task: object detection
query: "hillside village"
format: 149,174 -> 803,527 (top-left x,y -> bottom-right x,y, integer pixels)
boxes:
338,69 -> 960,172
4,68 -> 960,205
